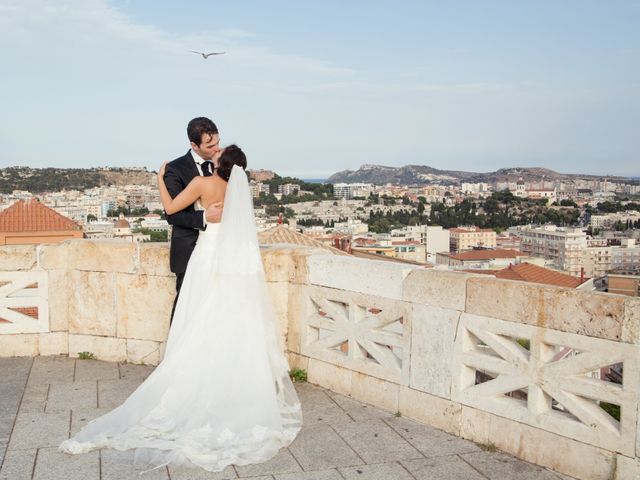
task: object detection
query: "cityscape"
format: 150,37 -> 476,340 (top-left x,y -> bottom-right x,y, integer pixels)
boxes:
1,163 -> 639,296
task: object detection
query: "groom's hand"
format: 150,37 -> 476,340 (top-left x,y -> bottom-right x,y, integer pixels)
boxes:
206,202 -> 223,223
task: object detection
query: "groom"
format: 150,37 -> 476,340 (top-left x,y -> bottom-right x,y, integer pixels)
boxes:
163,117 -> 223,322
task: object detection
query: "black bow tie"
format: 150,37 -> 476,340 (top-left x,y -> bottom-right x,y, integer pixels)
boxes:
201,161 -> 213,176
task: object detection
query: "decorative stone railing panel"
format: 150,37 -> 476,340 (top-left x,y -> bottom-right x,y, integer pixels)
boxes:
301,285 -> 411,385
0,271 -> 49,334
451,312 -> 639,456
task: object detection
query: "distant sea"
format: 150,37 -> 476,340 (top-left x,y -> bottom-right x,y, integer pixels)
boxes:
300,178 -> 328,184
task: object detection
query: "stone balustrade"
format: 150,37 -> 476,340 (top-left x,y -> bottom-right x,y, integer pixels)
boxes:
1,239 -> 639,480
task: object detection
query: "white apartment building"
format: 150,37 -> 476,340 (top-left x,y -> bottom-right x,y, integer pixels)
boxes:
333,183 -> 374,200
333,219 -> 369,235
140,217 -> 170,233
611,239 -> 640,274
449,227 -> 496,253
278,183 -> 300,196
584,238 -> 612,278
249,181 -> 270,198
518,226 -> 587,277
404,225 -> 450,263
461,183 -> 490,194
519,226 -> 640,277
590,211 -> 640,229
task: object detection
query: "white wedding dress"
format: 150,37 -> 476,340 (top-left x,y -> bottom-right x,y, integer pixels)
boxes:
59,166 -> 303,472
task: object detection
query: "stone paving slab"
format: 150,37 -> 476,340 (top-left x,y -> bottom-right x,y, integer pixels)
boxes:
402,456 -> 487,479
274,469 -> 343,480
0,448 -> 36,480
384,415 -> 480,457
331,419 -> 423,464
117,363 -> 154,381
0,416 -> 14,444
326,392 -> 395,422
287,424 -> 363,471
339,461 -> 415,480
70,408 -> 111,436
74,360 -> 119,383
234,448 -> 302,477
296,384 -> 354,426
0,356 -> 575,479
32,447 -> 99,480
45,381 -> 98,413
18,384 -> 48,414
100,450 -> 169,480
168,462 -> 237,479
0,358 -> 32,383
97,377 -> 141,408
8,412 -> 70,450
26,357 -> 74,385
461,451 -> 565,480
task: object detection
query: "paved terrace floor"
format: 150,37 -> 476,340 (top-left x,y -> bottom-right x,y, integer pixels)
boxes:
0,357 -> 575,480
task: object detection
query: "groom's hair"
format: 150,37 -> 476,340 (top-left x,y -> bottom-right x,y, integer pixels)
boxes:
217,144 -> 247,182
187,117 -> 218,146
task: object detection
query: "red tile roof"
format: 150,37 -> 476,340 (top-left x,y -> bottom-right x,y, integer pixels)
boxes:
465,263 -> 585,288
443,249 -> 527,261
0,199 -> 81,232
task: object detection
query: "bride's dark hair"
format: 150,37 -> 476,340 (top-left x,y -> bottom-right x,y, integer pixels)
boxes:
216,144 -> 247,181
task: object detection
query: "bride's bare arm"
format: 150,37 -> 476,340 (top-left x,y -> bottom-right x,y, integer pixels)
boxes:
157,162 -> 205,215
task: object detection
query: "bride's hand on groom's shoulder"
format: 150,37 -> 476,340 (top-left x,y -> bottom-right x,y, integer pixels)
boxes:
158,162 -> 168,179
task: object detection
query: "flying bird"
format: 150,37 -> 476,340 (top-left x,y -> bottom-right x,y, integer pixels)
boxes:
190,50 -> 226,59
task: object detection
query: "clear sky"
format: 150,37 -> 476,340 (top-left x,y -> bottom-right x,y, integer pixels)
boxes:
1,0 -> 638,178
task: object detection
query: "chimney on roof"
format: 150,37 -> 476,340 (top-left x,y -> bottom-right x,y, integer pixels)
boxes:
508,263 -> 513,270
580,267 -> 585,283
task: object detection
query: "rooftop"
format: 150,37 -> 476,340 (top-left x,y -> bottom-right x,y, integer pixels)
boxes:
0,356 -> 572,480
258,225 -> 348,255
0,199 -> 81,232
465,262 -> 585,288
441,248 -> 527,261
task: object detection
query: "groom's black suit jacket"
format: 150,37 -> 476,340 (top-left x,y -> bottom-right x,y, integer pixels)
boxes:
163,150 -> 207,275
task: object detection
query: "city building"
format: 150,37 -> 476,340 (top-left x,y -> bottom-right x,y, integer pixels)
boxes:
590,211 -> 640,230
391,240 -> 426,263
404,225 -> 450,263
518,226 -> 587,277
278,184 -> 300,196
333,183 -> 374,200
436,248 -> 529,270
610,238 -> 640,274
249,181 -> 270,198
449,227 -> 496,253
333,219 -> 369,236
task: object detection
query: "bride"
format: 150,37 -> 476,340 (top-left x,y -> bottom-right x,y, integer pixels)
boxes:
59,145 -> 303,472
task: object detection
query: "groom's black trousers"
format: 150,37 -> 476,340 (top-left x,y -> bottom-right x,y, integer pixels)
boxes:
170,271 -> 186,325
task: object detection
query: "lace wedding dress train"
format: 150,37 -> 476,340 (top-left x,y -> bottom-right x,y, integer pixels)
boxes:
59,166 -> 302,472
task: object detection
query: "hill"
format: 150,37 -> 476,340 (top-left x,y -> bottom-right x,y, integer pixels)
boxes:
0,167 -> 156,194
328,164 -> 632,186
